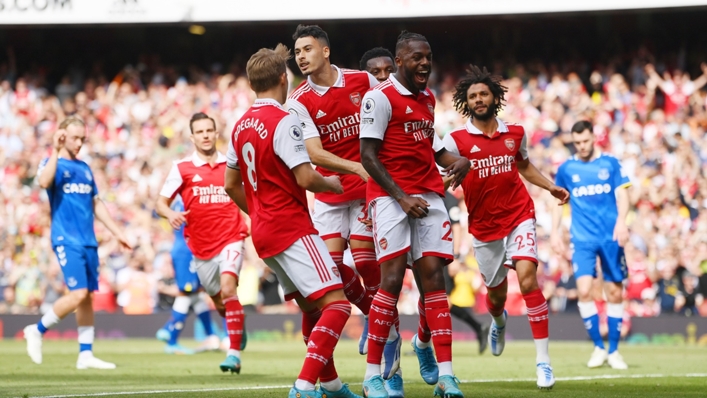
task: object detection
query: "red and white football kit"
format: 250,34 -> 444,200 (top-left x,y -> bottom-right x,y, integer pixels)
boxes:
359,75 -> 455,371
287,66 -> 380,313
160,152 -> 249,296
287,66 -> 378,242
359,75 -> 453,265
228,98 -> 343,301
443,118 -> 537,288
230,98 -> 352,388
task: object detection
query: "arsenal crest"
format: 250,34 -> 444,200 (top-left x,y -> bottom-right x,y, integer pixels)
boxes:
379,238 -> 388,250
504,138 -> 515,151
350,92 -> 361,106
427,103 -> 435,114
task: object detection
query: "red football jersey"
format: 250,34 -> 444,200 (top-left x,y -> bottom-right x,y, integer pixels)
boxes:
228,98 -> 318,258
160,153 -> 248,259
443,119 -> 535,242
287,66 -> 378,204
359,75 -> 445,202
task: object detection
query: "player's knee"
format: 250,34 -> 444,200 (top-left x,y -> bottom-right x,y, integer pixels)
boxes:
380,273 -> 404,295
70,288 -> 90,303
220,285 -> 237,299
519,277 -> 539,295
487,290 -> 507,307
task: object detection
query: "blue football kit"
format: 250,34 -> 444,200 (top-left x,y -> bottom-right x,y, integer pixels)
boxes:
39,157 -> 99,291
555,153 -> 631,283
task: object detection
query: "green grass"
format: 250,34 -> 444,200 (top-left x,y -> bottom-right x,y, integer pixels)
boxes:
0,339 -> 705,397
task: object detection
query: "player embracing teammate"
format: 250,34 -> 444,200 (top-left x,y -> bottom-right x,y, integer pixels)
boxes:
359,31 -> 472,398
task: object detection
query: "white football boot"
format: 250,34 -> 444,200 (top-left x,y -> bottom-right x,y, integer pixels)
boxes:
23,324 -> 43,364
587,347 -> 608,368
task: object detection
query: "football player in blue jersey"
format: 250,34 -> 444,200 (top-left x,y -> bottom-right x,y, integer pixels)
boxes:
155,196 -> 221,355
551,120 -> 631,370
24,117 -> 132,369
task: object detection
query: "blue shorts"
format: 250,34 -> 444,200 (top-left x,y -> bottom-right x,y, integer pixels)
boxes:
171,246 -> 200,293
571,240 -> 628,283
54,245 -> 99,291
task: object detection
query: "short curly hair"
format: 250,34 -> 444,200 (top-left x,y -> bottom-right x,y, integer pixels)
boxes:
452,65 -> 507,118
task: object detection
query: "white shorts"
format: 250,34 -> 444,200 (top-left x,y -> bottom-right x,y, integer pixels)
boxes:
263,234 -> 343,302
471,218 -> 538,288
312,199 -> 373,243
193,240 -> 244,296
370,193 -> 454,265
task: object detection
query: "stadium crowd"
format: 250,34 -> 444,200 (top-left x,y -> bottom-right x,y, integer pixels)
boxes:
1,51 -> 706,320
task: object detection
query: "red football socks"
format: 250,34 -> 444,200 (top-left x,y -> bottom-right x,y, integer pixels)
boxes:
223,296 -> 244,351
424,291 -> 453,363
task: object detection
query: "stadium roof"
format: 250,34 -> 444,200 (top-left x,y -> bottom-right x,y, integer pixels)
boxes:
0,0 -> 705,25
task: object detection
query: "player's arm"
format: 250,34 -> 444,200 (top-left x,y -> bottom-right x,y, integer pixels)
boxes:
304,137 -> 369,181
224,167 -> 249,214
612,157 -> 632,246
156,163 -> 189,230
93,197 -> 132,250
37,129 -> 66,189
550,164 -> 568,255
287,99 -> 368,181
517,159 -> 569,204
434,143 -> 470,189
614,182 -> 630,247
275,113 -> 343,194
361,138 -> 428,218
359,91 -> 429,218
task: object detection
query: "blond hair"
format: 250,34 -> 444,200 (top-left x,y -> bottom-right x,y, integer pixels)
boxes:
58,116 -> 85,130
246,44 -> 291,93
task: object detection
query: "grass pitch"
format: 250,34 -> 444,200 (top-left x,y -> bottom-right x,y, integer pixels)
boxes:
0,338 -> 705,397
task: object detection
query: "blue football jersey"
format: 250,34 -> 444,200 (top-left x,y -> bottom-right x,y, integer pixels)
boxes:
38,157 -> 99,247
555,153 -> 630,243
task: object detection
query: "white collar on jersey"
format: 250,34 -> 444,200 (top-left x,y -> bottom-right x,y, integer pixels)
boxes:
386,74 -> 431,97
191,151 -> 227,167
306,65 -> 344,96
253,98 -> 285,109
465,118 -> 509,135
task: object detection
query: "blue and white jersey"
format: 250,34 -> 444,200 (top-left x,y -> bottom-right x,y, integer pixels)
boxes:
38,157 -> 98,247
555,153 -> 630,243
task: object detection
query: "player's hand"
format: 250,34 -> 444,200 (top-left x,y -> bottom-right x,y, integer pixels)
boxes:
397,195 -> 430,219
360,217 -> 373,228
356,164 -> 370,182
167,209 -> 189,230
324,176 -> 344,194
613,222 -> 629,247
550,233 -> 565,256
52,129 -> 66,151
443,157 -> 471,190
550,185 -> 570,205
115,232 -> 133,251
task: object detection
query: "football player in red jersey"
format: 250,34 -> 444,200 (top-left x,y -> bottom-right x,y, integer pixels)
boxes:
156,112 -> 249,374
359,31 -> 470,398
225,44 -> 360,398
360,47 -> 396,83
288,24 -> 398,378
444,65 -> 569,390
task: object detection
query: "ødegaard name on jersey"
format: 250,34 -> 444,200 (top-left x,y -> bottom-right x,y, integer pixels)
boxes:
235,117 -> 268,139
471,154 -> 515,178
317,113 -> 360,143
192,184 -> 231,204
